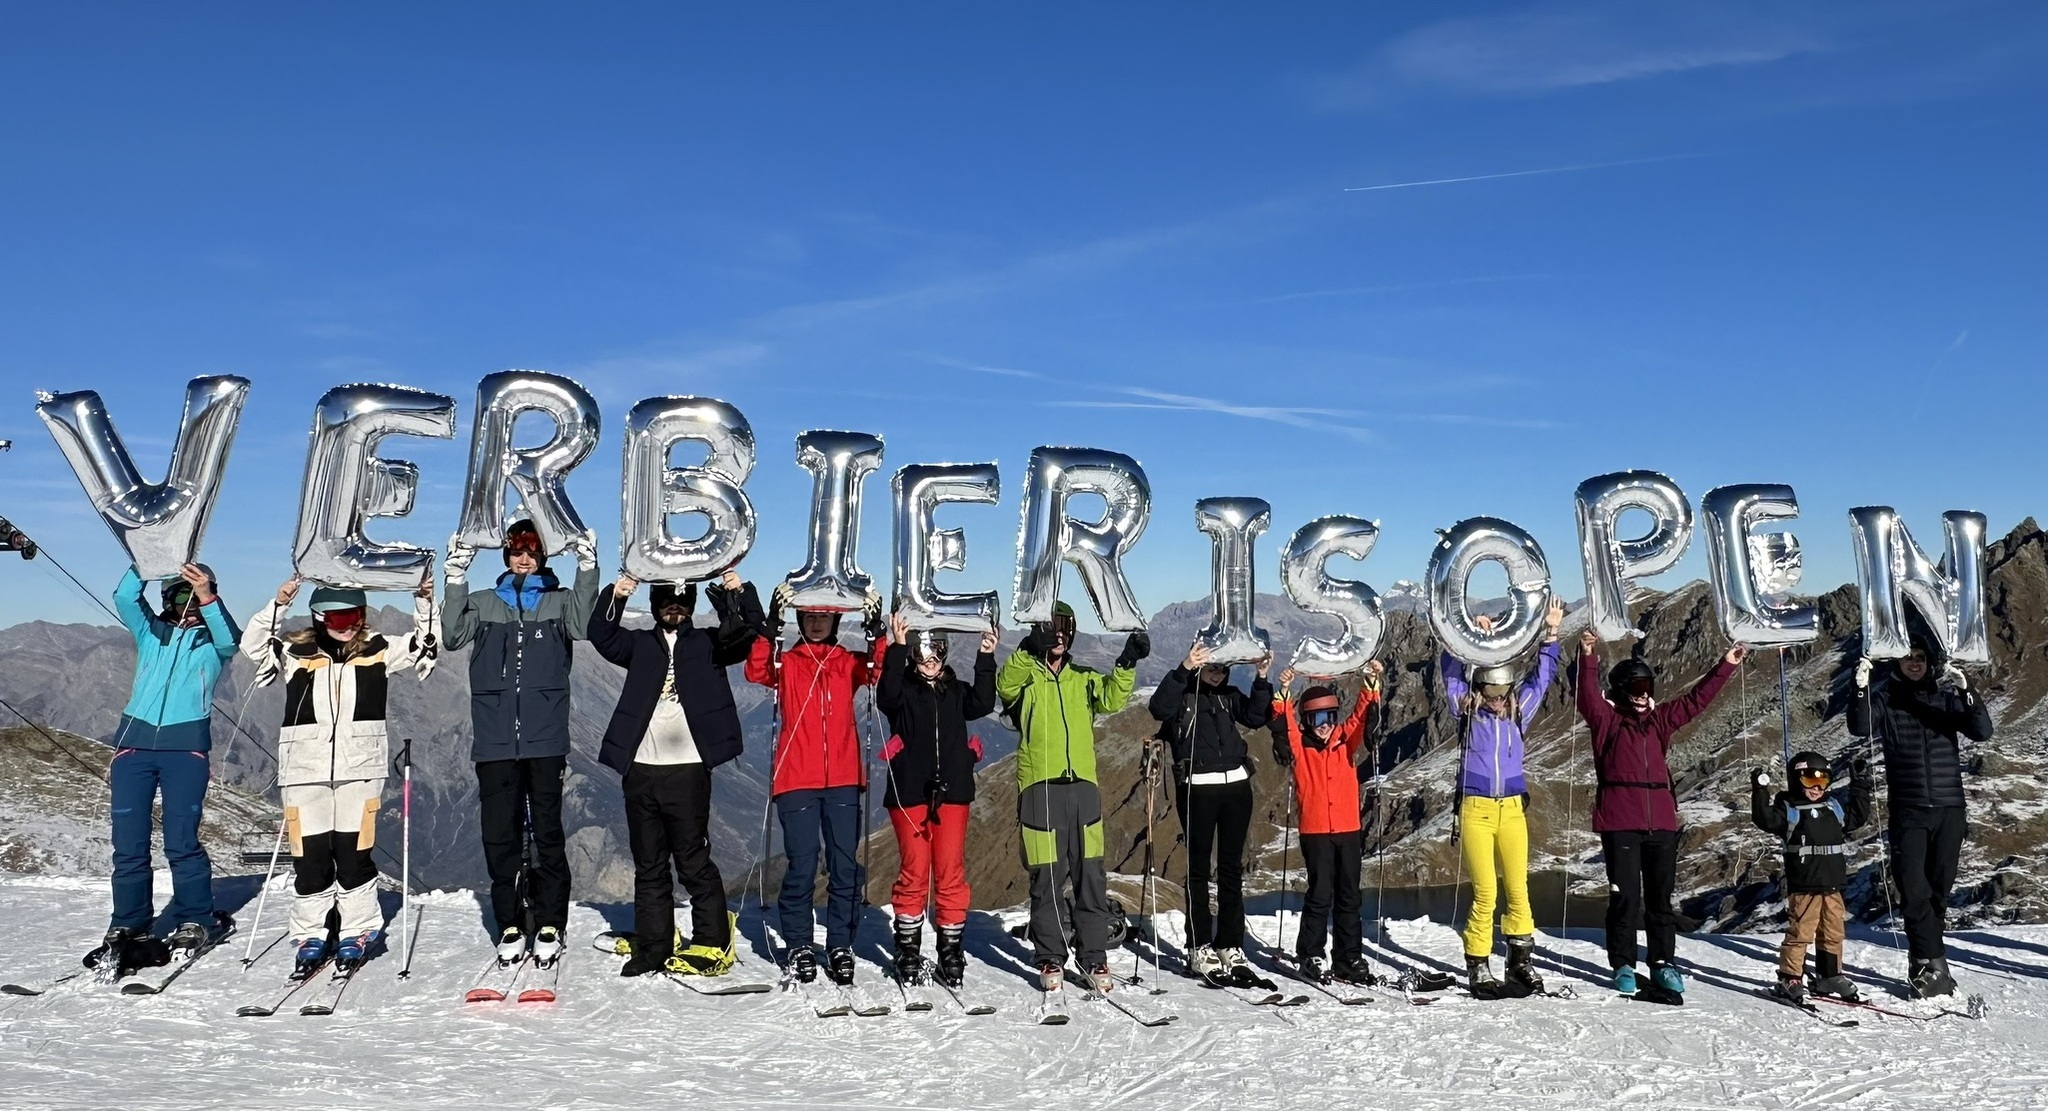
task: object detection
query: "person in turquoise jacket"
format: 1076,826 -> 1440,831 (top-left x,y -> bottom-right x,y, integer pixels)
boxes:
88,563 -> 240,971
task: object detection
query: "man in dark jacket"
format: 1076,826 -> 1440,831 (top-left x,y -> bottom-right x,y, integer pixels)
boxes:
588,568 -> 763,977
1148,640 -> 1272,986
1847,638 -> 1994,998
442,519 -> 602,966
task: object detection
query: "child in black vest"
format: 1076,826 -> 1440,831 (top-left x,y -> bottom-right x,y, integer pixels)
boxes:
1751,750 -> 1872,1002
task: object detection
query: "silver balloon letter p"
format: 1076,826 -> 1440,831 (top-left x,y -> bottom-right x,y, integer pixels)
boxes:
1847,507 -> 1988,663
1574,470 -> 1694,641
291,384 -> 457,590
1193,497 -> 1271,664
892,462 -> 1001,632
1012,446 -> 1152,631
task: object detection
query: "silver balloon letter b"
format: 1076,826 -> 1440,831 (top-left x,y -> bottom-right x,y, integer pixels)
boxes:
1193,497 -> 1271,664
1701,484 -> 1818,648
1574,470 -> 1694,641
292,384 -> 457,591
455,370 -> 600,555
620,397 -> 757,582
1847,507 -> 1988,663
782,430 -> 885,611
35,376 -> 251,580
892,462 -> 1000,632
1013,446 -> 1151,631
1280,515 -> 1385,678
1425,517 -> 1553,668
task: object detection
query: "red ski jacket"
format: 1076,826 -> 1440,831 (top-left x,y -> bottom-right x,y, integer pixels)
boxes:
746,636 -> 887,795
1272,688 -> 1378,836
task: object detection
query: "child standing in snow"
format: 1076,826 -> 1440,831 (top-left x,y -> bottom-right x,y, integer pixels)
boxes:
1751,750 -> 1872,1003
1269,663 -> 1382,985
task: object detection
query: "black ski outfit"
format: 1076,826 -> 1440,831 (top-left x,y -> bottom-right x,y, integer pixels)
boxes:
1148,665 -> 1272,951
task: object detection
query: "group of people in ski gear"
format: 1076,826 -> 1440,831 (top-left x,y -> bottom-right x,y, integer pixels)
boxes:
85,517 -> 1998,1011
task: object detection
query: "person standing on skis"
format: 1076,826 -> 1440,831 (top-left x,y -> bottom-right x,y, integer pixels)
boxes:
998,601 -> 1146,994
1269,663 -> 1382,986
1577,628 -> 1746,1000
1148,640 -> 1273,987
1752,749 -> 1873,1003
875,613 -> 999,989
1442,598 -> 1563,997
241,575 -> 438,978
1846,635 -> 1992,998
442,519 -> 601,968
588,569 -> 764,978
745,587 -> 888,986
86,563 -> 241,975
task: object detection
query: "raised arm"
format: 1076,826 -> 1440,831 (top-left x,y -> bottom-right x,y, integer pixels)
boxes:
1441,651 -> 1470,718
112,566 -> 159,642
875,642 -> 909,715
1750,773 -> 1786,835
586,578 -> 637,667
1518,640 -> 1562,718
1659,650 -> 1743,734
710,579 -> 764,668
240,590 -> 291,686
964,648 -> 999,720
1576,633 -> 1616,731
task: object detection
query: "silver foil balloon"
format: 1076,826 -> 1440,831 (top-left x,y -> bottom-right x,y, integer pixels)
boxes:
1012,446 -> 1151,631
1573,470 -> 1694,641
291,383 -> 457,590
1847,507 -> 1989,663
36,376 -> 251,580
1280,515 -> 1385,678
892,462 -> 1001,632
1425,516 -> 1554,668
1700,484 -> 1818,648
619,396 -> 757,583
781,430 -> 885,612
455,370 -> 600,555
1193,497 -> 1272,664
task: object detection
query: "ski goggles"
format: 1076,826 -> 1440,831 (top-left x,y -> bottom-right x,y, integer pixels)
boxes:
162,584 -> 195,610
1796,767 -> 1833,787
1617,676 -> 1655,697
320,607 -> 366,634
505,531 -> 544,555
1299,701 -> 1343,730
1477,682 -> 1515,700
1034,615 -> 1077,639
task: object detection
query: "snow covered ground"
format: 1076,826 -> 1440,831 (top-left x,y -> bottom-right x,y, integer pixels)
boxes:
4,871 -> 2048,1110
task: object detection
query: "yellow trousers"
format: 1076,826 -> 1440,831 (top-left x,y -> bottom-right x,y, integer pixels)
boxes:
1460,795 -> 1535,958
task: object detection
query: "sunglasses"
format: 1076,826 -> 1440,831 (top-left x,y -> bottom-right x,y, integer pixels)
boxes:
1796,768 -> 1832,787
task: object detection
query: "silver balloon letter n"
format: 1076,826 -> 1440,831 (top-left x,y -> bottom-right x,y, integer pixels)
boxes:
892,462 -> 1000,632
1012,446 -> 1152,631
1847,506 -> 1988,663
292,384 -> 457,591
781,430 -> 884,611
455,370 -> 600,555
1193,497 -> 1271,664
35,376 -> 251,580
620,396 -> 757,582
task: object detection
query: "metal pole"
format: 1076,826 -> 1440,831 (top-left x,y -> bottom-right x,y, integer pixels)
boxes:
1778,649 -> 1794,767
398,738 -> 415,979
241,815 -> 288,968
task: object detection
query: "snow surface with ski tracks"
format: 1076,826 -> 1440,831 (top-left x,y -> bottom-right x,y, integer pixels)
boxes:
3,872 -> 2046,1110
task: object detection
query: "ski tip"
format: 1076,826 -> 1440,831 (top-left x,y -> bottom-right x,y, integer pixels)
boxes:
233,1006 -> 275,1017
516,990 -> 557,1004
119,983 -> 159,995
299,1006 -> 335,1016
464,989 -> 507,1003
2,985 -> 44,997
1037,1013 -> 1071,1025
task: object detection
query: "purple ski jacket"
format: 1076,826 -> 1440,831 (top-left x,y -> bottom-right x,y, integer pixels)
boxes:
1444,641 -> 1560,799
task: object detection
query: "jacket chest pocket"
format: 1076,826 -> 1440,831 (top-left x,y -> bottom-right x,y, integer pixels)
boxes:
521,620 -> 572,687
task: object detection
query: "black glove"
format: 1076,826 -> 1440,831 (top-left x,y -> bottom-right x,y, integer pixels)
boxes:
1271,736 -> 1294,769
862,609 -> 886,643
1850,756 -> 1872,782
1116,631 -> 1151,669
1753,767 -> 1770,788
1019,625 -> 1051,658
762,607 -> 785,640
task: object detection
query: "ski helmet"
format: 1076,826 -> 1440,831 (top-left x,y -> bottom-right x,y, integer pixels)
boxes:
907,628 -> 949,664
502,519 -> 548,569
649,582 -> 697,615
1471,663 -> 1517,699
1297,686 -> 1343,734
797,608 -> 843,642
1787,750 -> 1833,787
1607,658 -> 1655,699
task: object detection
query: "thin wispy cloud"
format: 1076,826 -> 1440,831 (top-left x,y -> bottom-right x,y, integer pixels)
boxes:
1221,274 -> 1555,307
1344,154 -> 1708,193
913,353 -> 1044,380
1054,386 -> 1379,443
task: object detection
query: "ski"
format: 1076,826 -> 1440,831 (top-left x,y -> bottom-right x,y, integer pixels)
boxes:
785,976 -> 852,1018
1066,968 -> 1176,1026
464,955 -> 528,1003
838,983 -> 891,1017
1759,989 -> 1859,1027
122,916 -> 238,995
936,979 -> 996,1016
235,958 -> 331,1017
1809,993 -> 1985,1022
1,971 -> 83,997
667,972 -> 774,996
298,967 -> 357,1016
890,968 -> 938,1012
1036,985 -> 1070,1025
1294,972 -> 1375,1006
516,953 -> 563,1003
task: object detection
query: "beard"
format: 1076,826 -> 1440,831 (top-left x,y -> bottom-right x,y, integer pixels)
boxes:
657,609 -> 687,629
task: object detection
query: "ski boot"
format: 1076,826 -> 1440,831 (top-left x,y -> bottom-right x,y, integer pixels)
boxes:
335,930 -> 381,973
1504,934 -> 1545,995
1808,952 -> 1859,1001
495,926 -> 528,967
789,944 -> 819,984
825,946 -> 856,986
1330,957 -> 1378,986
892,916 -> 925,985
1218,947 -> 1259,988
1910,956 -> 1956,999
934,924 -> 967,989
531,926 -> 564,968
1468,955 -> 1504,1000
1037,962 -> 1064,993
1650,960 -> 1686,995
1187,944 -> 1224,985
620,944 -> 666,977
1771,976 -> 1807,1004
1087,963 -> 1115,994
1612,964 -> 1639,995
83,927 -> 138,972
291,936 -> 333,981
165,920 -> 211,953
1297,954 -> 1327,984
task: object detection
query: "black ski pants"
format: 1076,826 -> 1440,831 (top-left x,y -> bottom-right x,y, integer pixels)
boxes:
625,761 -> 729,958
477,756 -> 571,934
1600,829 -> 1680,969
1890,805 -> 1966,960
1296,830 -> 1363,963
1175,778 -> 1253,949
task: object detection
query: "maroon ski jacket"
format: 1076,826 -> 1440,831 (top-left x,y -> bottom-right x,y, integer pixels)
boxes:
1577,651 -> 1737,833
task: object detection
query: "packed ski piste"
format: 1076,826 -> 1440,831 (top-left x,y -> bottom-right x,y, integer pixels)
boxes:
2,526 -> 2041,1110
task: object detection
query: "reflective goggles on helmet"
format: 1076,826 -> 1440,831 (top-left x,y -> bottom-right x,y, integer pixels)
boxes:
505,530 -> 544,555
1477,682 -> 1514,701
1796,767 -> 1832,787
1302,707 -> 1342,730
1618,675 -> 1655,697
320,607 -> 365,634
1035,614 -> 1077,639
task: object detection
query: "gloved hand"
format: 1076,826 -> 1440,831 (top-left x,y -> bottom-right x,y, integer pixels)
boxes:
1854,656 -> 1873,690
766,583 -> 792,638
879,734 -> 904,762
1019,625 -> 1052,658
1850,756 -> 1872,782
571,528 -> 600,572
967,735 -> 984,762
861,589 -> 886,642
1449,814 -> 1460,845
1939,662 -> 1968,694
1271,736 -> 1294,769
443,535 -> 478,582
1753,768 -> 1770,788
1116,631 -> 1151,670
1241,755 -> 1258,778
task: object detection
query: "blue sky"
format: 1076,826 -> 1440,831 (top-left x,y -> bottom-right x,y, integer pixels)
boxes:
1,1 -> 2042,630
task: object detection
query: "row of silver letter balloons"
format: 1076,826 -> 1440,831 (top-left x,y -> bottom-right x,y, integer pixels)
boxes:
34,373 -> 1987,673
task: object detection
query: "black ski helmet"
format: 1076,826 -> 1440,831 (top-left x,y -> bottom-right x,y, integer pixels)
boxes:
502,519 -> 548,570
1607,658 -> 1655,698
1787,750 -> 1831,778
649,581 -> 697,615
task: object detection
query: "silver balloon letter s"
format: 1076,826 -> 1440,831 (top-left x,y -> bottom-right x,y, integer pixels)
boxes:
1193,497 -> 1271,664
1425,517 -> 1553,668
1700,484 -> 1818,648
455,370 -> 600,555
1012,446 -> 1151,631
892,462 -> 1000,632
1281,515 -> 1385,678
291,384 -> 457,591
620,397 -> 757,582
35,376 -> 251,580
1574,470 -> 1694,641
781,430 -> 885,611
1847,507 -> 1988,663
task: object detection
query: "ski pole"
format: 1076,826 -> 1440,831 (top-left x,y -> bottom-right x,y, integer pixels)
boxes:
398,738 -> 415,980
241,814 -> 288,968
1277,778 -> 1295,955
1778,648 -> 1794,768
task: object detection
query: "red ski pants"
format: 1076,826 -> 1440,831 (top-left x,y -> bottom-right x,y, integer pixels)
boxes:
888,803 -> 971,927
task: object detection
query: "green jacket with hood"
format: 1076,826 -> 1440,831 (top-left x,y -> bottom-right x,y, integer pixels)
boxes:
996,648 -> 1136,788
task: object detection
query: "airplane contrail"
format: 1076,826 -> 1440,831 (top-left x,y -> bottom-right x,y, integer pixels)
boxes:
1343,153 -> 1707,193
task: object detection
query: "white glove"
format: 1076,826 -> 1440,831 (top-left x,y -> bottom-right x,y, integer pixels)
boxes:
443,534 -> 478,582
571,528 -> 600,572
1854,656 -> 1872,690
1939,662 -> 1967,694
